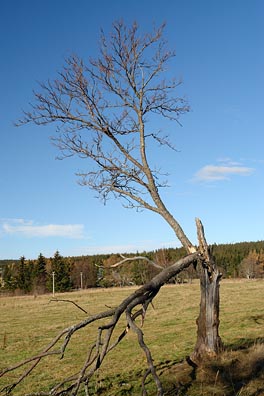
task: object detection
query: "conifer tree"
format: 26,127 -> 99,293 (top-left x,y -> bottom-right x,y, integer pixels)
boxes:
48,251 -> 73,292
2,264 -> 17,291
34,253 -> 48,292
17,256 -> 33,293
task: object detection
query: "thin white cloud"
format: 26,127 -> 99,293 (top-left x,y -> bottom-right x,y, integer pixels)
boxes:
1,219 -> 85,239
193,162 -> 254,183
217,157 -> 242,166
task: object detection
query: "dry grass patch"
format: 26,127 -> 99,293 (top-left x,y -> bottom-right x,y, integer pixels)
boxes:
0,280 -> 264,395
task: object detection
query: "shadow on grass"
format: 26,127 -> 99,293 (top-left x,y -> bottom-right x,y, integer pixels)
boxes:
160,338 -> 264,396
210,338 -> 264,396
86,339 -> 264,395
226,337 -> 264,351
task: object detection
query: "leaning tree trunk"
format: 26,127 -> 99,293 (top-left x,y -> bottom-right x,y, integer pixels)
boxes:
192,219 -> 223,361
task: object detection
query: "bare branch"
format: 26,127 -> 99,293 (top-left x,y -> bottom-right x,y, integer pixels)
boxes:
127,309 -> 163,395
16,20 -> 195,253
50,298 -> 88,314
111,254 -> 164,270
1,253 -> 198,396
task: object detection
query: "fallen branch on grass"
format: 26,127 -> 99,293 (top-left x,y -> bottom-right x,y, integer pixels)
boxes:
50,298 -> 88,314
0,252 -> 198,396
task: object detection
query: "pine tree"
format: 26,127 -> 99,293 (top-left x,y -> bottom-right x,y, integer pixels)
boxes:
2,264 -> 17,291
34,253 -> 47,292
17,256 -> 33,293
48,251 -> 73,293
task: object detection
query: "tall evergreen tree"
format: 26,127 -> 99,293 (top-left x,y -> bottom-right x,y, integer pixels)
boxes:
17,256 -> 26,290
17,256 -> 33,293
34,253 -> 48,292
2,264 -> 17,291
48,251 -> 73,293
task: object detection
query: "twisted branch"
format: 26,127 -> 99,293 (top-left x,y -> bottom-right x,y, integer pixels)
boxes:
1,253 -> 198,396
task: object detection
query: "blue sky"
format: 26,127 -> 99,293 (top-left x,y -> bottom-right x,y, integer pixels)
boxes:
1,0 -> 264,259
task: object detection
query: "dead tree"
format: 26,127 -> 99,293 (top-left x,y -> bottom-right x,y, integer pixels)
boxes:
6,20 -> 223,394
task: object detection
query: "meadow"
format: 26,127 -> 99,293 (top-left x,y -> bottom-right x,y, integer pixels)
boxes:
1,280 -> 264,395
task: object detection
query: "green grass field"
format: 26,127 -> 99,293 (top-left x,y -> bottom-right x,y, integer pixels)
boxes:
1,280 -> 264,395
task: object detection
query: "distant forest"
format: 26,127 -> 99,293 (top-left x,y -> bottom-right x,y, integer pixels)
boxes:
1,240 -> 264,295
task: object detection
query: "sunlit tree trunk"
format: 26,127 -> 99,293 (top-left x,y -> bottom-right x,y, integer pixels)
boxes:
192,263 -> 223,360
191,219 -> 223,361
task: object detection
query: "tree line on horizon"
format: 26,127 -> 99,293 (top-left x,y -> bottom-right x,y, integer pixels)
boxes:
1,240 -> 264,295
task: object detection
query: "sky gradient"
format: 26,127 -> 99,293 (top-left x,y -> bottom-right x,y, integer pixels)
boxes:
1,0 -> 264,259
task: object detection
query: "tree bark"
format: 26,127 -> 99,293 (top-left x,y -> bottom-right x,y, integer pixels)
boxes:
192,219 -> 223,361
192,263 -> 223,360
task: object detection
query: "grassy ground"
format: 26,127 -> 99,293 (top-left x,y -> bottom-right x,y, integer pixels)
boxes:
0,279 -> 264,395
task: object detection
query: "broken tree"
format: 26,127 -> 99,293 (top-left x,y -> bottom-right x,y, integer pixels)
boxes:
3,20 -> 223,395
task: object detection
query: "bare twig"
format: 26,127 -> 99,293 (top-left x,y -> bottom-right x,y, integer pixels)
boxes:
50,298 -> 88,314
111,254 -> 164,270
